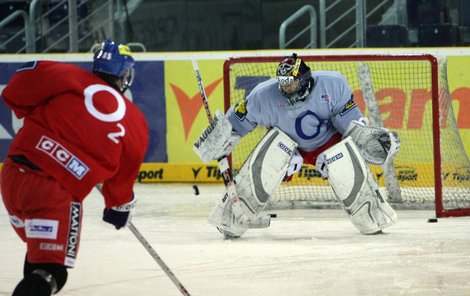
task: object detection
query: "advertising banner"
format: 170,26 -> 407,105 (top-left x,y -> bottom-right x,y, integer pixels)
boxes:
0,53 -> 469,185
164,60 -> 225,163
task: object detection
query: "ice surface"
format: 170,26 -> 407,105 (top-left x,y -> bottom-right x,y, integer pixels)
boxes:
1,183 -> 470,296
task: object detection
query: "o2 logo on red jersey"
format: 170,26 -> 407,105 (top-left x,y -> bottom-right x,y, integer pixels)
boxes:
84,84 -> 126,144
36,136 -> 89,179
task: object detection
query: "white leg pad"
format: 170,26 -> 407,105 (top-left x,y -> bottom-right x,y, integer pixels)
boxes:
208,128 -> 297,237
322,137 -> 398,234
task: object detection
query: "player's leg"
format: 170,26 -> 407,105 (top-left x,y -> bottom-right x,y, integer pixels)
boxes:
1,158 -> 81,295
13,256 -> 68,296
317,137 -> 398,234
208,128 -> 298,238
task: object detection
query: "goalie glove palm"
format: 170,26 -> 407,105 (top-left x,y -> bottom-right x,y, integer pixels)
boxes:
343,119 -> 400,166
193,110 -> 240,163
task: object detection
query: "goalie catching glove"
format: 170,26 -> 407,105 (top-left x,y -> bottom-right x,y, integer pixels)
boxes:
103,194 -> 136,229
343,118 -> 400,166
193,110 -> 241,163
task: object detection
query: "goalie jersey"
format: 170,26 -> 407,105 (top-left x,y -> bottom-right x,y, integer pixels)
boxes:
226,71 -> 363,152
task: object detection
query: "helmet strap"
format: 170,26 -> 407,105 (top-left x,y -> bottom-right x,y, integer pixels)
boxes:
95,72 -> 124,93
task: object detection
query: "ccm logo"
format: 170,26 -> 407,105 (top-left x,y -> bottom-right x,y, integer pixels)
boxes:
326,152 -> 344,164
36,136 -> 89,179
277,142 -> 293,156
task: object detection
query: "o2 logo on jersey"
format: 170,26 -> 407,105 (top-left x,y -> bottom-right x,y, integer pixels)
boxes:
83,84 -> 126,144
36,136 -> 89,179
295,110 -> 325,140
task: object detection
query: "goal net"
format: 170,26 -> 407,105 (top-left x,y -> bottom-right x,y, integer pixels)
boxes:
223,54 -> 470,218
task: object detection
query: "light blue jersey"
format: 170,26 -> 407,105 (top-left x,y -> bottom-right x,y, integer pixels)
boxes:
227,71 -> 363,152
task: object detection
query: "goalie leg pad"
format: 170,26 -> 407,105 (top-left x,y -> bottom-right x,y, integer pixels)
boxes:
236,127 -> 298,217
207,128 -> 298,237
321,137 -> 398,234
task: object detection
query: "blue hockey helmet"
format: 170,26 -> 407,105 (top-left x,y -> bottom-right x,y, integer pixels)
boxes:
276,53 -> 312,105
93,40 -> 135,91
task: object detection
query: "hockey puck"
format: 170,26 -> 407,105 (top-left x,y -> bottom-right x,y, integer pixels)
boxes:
269,213 -> 277,218
192,185 -> 200,196
427,218 -> 438,223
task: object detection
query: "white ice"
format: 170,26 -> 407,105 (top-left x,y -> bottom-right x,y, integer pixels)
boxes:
1,183 -> 470,296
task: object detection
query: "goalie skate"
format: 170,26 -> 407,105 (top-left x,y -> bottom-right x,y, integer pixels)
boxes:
208,193 -> 273,239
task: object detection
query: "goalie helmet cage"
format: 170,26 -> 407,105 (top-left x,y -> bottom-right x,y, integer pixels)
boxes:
223,54 -> 470,218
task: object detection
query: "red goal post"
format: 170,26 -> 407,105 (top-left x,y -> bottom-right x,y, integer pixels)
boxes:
223,54 -> 470,218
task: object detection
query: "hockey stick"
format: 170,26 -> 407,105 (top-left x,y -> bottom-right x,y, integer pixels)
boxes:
96,185 -> 191,296
191,60 -> 245,220
126,222 -> 191,296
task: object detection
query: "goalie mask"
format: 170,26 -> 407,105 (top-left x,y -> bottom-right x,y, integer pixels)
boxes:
93,40 -> 135,92
276,53 -> 313,105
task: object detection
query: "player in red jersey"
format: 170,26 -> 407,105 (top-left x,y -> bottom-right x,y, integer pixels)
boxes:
0,40 -> 149,296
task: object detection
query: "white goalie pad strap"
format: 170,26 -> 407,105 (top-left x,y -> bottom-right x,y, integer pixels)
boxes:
343,119 -> 400,166
207,128 -> 297,237
323,137 -> 398,234
193,110 -> 240,163
286,151 -> 304,177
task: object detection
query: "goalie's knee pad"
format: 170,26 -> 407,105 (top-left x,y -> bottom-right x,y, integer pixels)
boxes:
208,128 -> 297,238
320,137 -> 398,234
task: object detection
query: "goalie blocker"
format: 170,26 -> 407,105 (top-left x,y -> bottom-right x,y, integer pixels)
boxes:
319,137 -> 398,234
207,128 -> 297,238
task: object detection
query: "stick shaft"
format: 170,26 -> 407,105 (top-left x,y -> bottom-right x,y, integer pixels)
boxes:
127,222 -> 192,296
191,60 -> 242,209
192,60 -> 213,122
96,185 -> 191,296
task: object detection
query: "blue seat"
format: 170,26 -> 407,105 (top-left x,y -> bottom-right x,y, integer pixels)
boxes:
367,25 -> 409,47
417,24 -> 461,46
459,0 -> 470,27
40,0 -> 90,52
407,0 -> 449,27
0,1 -> 30,26
0,1 -> 30,53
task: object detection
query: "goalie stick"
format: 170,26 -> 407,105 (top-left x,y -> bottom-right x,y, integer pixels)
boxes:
96,185 -> 191,296
191,60 -> 246,221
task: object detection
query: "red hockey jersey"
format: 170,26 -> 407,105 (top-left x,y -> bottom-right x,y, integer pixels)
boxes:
2,61 -> 149,207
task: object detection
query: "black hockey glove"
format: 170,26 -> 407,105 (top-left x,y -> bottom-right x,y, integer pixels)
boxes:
102,195 -> 136,230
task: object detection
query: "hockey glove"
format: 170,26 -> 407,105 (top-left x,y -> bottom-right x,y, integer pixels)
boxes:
103,195 -> 136,230
343,118 -> 400,166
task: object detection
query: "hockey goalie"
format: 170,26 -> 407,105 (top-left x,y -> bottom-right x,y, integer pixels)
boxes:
193,53 -> 400,239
